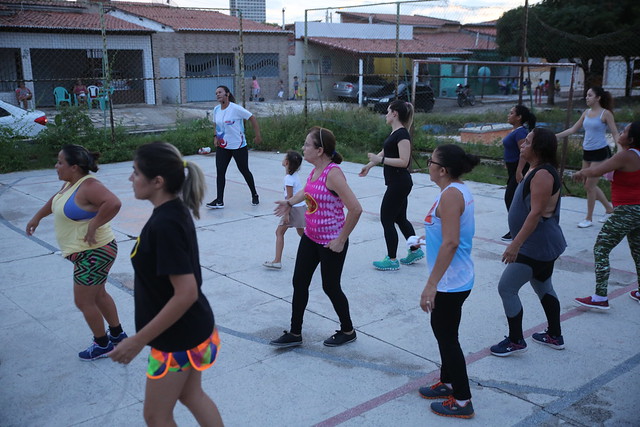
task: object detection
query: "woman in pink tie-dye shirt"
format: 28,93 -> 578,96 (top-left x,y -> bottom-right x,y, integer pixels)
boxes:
270,127 -> 363,348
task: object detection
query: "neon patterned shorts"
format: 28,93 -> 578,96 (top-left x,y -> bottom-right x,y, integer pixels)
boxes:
147,328 -> 220,379
67,240 -> 117,287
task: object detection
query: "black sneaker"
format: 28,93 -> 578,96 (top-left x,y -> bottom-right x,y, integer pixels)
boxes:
501,232 -> 512,241
269,331 -> 302,347
490,336 -> 527,357
430,397 -> 474,419
206,199 -> 224,209
419,381 -> 453,399
251,194 -> 259,206
323,330 -> 357,347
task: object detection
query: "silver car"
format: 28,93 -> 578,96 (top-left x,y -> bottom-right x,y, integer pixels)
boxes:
0,100 -> 48,138
332,75 -> 388,102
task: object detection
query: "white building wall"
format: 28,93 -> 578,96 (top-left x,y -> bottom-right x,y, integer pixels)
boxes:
294,22 -> 412,40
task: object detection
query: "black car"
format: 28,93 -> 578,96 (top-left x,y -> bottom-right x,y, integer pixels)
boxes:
365,81 -> 435,113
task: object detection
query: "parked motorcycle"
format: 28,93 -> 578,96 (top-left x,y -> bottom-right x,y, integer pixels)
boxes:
456,84 -> 476,107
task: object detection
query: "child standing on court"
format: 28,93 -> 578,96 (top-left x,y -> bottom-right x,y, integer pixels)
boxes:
109,142 -> 223,426
264,150 -> 305,269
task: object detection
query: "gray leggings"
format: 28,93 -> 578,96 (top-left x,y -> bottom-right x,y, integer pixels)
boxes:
498,260 -> 558,317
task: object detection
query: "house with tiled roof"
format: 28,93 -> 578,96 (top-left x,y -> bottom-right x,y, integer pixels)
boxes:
110,2 -> 290,103
289,13 -> 499,100
0,0 -> 290,107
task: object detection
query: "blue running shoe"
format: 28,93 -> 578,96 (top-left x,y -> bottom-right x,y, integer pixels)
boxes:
532,331 -> 565,350
490,336 -> 527,357
79,341 -> 114,361
373,256 -> 400,271
107,330 -> 128,346
400,248 -> 424,265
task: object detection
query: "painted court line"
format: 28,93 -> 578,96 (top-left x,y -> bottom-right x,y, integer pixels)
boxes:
312,282 -> 638,427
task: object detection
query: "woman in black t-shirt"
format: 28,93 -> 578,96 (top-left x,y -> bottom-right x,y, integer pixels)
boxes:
109,142 -> 223,426
360,100 -> 423,271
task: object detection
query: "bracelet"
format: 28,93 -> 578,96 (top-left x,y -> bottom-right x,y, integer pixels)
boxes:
286,200 -> 292,207
381,156 -> 385,165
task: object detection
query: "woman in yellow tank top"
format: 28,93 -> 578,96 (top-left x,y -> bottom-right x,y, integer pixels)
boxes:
26,145 -> 127,361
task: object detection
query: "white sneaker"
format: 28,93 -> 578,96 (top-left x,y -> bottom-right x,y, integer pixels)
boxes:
578,220 -> 593,228
599,213 -> 612,223
263,261 -> 282,269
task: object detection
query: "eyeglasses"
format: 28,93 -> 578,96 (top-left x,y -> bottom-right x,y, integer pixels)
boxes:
318,127 -> 324,148
427,158 -> 445,167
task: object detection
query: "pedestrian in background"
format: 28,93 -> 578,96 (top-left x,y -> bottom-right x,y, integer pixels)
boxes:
110,142 -> 223,427
251,75 -> 260,101
418,144 -> 479,419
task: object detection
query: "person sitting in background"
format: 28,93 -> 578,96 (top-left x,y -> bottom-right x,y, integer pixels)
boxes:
73,80 -> 88,106
15,82 -> 32,109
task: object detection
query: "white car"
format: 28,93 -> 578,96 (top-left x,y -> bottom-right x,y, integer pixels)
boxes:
0,99 -> 48,138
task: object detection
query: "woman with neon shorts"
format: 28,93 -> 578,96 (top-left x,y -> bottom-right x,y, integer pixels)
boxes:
26,144 -> 127,361
109,142 -> 222,426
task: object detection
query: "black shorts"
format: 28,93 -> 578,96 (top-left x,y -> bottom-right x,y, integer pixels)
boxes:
583,146 -> 611,162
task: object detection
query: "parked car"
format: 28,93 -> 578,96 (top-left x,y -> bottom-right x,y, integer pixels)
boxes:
0,100 -> 48,138
332,75 -> 389,102
365,81 -> 435,113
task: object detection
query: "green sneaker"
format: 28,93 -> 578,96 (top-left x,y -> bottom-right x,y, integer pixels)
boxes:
400,248 -> 424,265
372,256 -> 400,271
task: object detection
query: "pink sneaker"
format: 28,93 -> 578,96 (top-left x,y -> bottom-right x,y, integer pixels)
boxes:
629,290 -> 640,303
575,296 -> 610,310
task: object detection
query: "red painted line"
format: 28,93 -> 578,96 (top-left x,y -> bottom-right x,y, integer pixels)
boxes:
314,282 -> 638,427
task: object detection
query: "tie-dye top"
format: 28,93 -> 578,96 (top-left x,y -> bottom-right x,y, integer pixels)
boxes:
304,162 -> 345,245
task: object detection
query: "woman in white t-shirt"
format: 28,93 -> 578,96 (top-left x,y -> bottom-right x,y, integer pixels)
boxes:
263,151 -> 306,269
206,85 -> 262,209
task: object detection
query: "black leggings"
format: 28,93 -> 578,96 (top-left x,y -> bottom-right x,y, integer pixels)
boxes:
215,146 -> 258,201
504,161 -> 529,211
290,234 -> 353,335
430,290 -> 472,400
380,181 -> 415,258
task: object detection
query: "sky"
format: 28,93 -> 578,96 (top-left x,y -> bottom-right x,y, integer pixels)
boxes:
166,0 -> 543,25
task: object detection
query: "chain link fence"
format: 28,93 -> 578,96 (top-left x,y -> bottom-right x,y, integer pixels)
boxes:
1,0 -> 637,134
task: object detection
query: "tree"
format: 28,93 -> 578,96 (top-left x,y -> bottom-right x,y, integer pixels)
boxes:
496,0 -> 640,102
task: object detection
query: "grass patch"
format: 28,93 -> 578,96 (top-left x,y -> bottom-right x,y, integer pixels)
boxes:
2,100 -> 637,202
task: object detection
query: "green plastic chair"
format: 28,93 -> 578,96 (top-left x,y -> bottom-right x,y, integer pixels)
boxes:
53,87 -> 72,109
96,87 -> 114,110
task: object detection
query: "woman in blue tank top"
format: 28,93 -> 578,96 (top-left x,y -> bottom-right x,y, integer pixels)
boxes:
556,86 -> 619,228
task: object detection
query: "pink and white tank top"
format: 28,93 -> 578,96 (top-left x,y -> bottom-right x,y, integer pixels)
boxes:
304,163 -> 345,245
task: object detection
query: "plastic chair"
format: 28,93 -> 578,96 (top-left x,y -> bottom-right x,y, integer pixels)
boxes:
96,87 -> 114,111
53,87 -> 72,108
87,85 -> 100,109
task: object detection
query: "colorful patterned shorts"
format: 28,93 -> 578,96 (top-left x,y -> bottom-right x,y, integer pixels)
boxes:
67,240 -> 117,287
147,328 -> 220,379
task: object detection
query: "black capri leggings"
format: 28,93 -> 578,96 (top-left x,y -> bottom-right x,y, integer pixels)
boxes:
215,146 -> 258,201
430,290 -> 472,400
380,180 -> 415,258
290,234 -> 353,335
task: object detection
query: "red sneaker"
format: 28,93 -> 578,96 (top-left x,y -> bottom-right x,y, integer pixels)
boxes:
575,296 -> 610,310
629,290 -> 640,303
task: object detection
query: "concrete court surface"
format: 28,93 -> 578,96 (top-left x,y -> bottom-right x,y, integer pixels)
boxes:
0,150 -> 639,427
